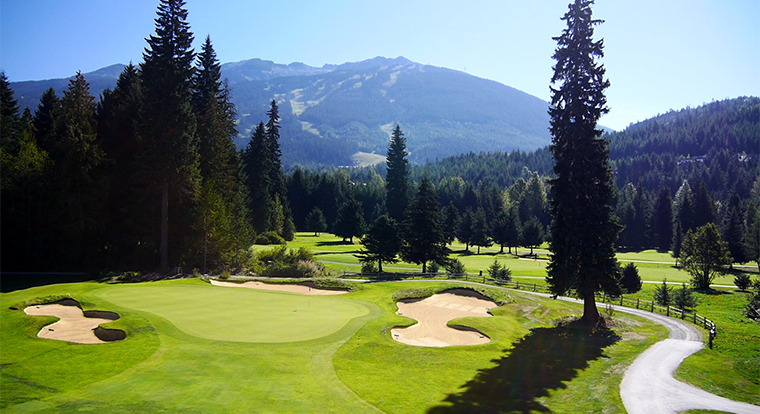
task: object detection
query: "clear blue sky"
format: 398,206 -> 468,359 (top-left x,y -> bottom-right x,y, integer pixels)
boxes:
1,0 -> 758,131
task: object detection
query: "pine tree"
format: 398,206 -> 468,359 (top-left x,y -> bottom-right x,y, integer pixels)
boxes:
242,122 -> 274,234
521,216 -> 544,255
651,185 -> 673,251
546,0 -> 620,325
674,283 -> 697,310
33,87 -> 61,155
333,197 -> 365,243
470,207 -> 492,254
355,215 -> 402,272
743,202 -> 760,272
306,207 -> 327,236
385,125 -> 409,223
139,0 -> 199,270
401,177 -> 449,273
442,202 -> 461,245
619,262 -> 642,294
720,193 -> 747,265
492,207 -> 521,254
456,208 -> 474,251
653,279 -> 672,306
0,71 -> 21,143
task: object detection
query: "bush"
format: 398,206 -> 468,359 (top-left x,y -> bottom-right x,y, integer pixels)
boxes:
746,291 -> 760,322
487,259 -> 512,282
445,258 -> 466,275
256,246 -> 324,277
428,261 -> 440,274
361,262 -> 379,274
254,231 -> 286,245
734,273 -> 752,291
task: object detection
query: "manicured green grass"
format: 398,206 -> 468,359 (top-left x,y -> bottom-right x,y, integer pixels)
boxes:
98,282 -> 369,343
2,277 -> 672,413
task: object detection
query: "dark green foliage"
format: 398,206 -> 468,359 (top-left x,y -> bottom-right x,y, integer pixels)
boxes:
546,0 -> 620,325
385,124 -> 409,223
521,216 -> 544,255
305,208 -> 328,235
619,263 -> 642,294
254,231 -> 286,245
470,207 -> 492,254
0,71 -> 21,141
721,193 -> 747,264
456,208 -> 474,251
139,0 -> 199,269
651,185 -> 673,251
734,274 -> 752,291
32,87 -> 61,154
242,122 -> 274,233
653,279 -> 672,306
355,215 -> 402,272
255,246 -> 323,277
333,197 -> 366,243
674,283 -> 697,310
682,223 -> 732,289
488,259 -> 512,282
442,202 -> 461,245
445,258 -> 466,275
492,208 -> 521,254
744,202 -> 760,271
401,177 -> 449,273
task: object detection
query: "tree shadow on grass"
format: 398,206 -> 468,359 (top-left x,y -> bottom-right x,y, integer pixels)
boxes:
428,319 -> 620,414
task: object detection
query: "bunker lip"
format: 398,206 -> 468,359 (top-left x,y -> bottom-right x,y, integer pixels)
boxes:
391,288 -> 496,347
209,279 -> 348,295
23,300 -> 124,344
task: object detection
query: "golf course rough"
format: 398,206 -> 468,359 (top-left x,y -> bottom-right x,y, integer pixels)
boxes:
97,283 -> 370,343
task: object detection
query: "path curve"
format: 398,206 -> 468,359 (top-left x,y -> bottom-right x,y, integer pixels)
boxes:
343,278 -> 758,413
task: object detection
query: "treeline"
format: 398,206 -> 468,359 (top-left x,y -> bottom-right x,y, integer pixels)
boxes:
0,0 -> 289,273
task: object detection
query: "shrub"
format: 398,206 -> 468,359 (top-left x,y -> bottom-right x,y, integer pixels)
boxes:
746,291 -> 760,322
256,246 -> 324,277
734,273 -> 752,291
219,270 -> 230,280
361,262 -> 379,274
428,261 -> 440,274
445,258 -> 466,275
254,231 -> 286,245
487,259 -> 512,282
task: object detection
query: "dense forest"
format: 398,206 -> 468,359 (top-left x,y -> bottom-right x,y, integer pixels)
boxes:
1,1 -> 758,275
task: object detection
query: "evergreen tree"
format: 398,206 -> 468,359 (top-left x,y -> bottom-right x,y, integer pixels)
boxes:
743,202 -> 760,272
653,279 -> 672,306
442,202 -> 461,245
355,215 -> 402,272
456,208 -> 474,251
32,87 -> 61,155
0,71 -> 21,142
139,0 -> 199,270
263,100 -> 294,240
674,283 -> 697,310
720,193 -> 747,265
385,125 -> 409,223
401,177 -> 449,273
692,181 -> 715,229
673,180 -> 695,232
671,219 -> 684,267
487,259 -> 512,282
333,197 -> 365,243
521,216 -> 544,255
470,207 -> 492,254
619,262 -> 642,294
492,207 -> 521,254
651,185 -> 673,251
546,0 -> 620,325
242,122 -> 274,233
682,223 -> 732,290
306,207 -> 327,236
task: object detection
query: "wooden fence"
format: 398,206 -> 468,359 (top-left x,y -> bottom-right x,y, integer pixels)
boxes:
342,271 -> 718,348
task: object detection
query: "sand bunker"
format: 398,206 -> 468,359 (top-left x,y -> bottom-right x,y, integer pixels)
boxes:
391,289 -> 496,347
210,280 -> 347,295
24,304 -> 121,344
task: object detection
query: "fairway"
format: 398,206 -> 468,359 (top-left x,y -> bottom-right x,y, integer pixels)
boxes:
97,283 -> 369,343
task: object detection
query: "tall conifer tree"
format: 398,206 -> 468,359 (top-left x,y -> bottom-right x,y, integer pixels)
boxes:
139,0 -> 199,270
385,125 -> 409,223
402,177 -> 449,273
546,0 -> 620,325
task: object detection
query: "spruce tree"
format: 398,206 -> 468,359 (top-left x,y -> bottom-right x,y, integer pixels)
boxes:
306,207 -> 327,236
401,177 -> 449,273
651,185 -> 673,251
355,215 -> 402,272
653,279 -> 672,306
385,125 -> 409,223
521,216 -> 544,256
333,197 -> 365,243
33,87 -> 61,155
139,0 -> 199,270
619,262 -> 642,294
720,193 -> 747,265
242,122 -> 274,233
743,202 -> 760,272
546,0 -> 620,325
470,207 -> 492,254
442,202 -> 461,245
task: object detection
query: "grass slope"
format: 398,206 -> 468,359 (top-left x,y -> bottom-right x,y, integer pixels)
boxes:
2,277 -> 671,413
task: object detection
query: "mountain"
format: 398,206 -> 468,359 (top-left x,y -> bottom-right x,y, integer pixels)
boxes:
10,57 -> 553,165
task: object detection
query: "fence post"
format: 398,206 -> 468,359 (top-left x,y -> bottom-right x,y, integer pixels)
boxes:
516,281 -> 520,290
603,293 -> 607,303
693,312 -> 697,323
651,301 -> 654,312
667,306 -> 670,317
620,296 -> 624,306
533,283 -> 537,292
636,298 -> 640,309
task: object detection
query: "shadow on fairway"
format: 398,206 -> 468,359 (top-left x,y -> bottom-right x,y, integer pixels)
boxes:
428,320 -> 620,414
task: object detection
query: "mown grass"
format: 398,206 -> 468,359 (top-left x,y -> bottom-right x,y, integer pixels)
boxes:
2,277 -> 671,413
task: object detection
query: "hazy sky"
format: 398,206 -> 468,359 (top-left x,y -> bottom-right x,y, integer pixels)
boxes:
1,0 -> 758,131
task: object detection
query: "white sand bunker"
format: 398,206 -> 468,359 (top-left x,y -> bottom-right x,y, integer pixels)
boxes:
24,304 -> 119,344
210,280 -> 347,295
392,289 -> 496,347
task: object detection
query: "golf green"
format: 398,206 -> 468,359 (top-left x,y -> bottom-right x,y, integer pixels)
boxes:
97,283 -> 369,343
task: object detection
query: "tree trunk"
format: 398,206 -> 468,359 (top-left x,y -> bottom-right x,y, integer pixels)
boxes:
500,244 -> 504,254
422,262 -> 427,273
378,260 -> 383,273
581,293 -> 600,326
160,180 -> 169,271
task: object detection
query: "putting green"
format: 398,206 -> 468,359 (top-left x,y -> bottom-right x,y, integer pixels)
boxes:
97,283 -> 369,343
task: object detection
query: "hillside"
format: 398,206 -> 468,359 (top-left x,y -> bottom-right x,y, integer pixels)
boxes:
10,57 -> 552,166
